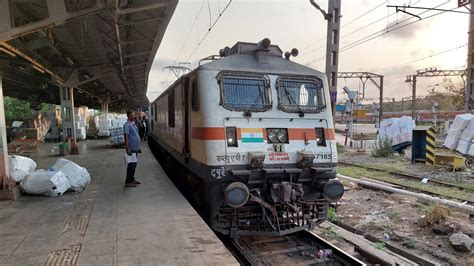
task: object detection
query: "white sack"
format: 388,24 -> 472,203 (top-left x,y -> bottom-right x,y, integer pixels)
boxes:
460,129 -> 474,142
21,169 -> 70,196
448,125 -> 464,136
468,143 -> 474,156
444,134 -> 461,150
451,114 -> 473,131
456,139 -> 471,155
50,158 -> 90,192
379,116 -> 414,146
9,155 -> 37,183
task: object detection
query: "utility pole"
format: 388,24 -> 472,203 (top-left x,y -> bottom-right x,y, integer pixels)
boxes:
310,0 -> 341,117
465,1 -> 474,111
338,72 -> 384,127
389,2 -> 472,111
406,68 -> 466,120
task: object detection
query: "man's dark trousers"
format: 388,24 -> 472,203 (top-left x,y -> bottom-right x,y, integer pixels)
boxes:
126,151 -> 138,183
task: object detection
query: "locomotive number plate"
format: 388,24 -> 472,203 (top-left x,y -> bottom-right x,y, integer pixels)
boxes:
315,153 -> 332,160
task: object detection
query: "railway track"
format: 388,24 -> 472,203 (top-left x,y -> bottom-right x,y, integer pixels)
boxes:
227,230 -> 381,265
338,161 -> 474,205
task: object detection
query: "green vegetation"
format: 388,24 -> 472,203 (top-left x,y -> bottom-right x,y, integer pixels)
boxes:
344,161 -> 474,190
327,207 -> 337,222
337,166 -> 474,202
386,211 -> 399,219
425,204 -> 449,226
374,242 -> 388,251
371,137 -> 393,158
321,226 -> 343,242
3,96 -> 51,120
336,143 -> 347,154
374,78 -> 465,112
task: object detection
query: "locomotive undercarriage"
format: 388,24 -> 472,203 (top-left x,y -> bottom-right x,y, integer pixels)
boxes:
213,168 -> 339,237
148,136 -> 340,237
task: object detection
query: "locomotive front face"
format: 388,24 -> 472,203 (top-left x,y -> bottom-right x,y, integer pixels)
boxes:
194,64 -> 342,237
149,40 -> 343,237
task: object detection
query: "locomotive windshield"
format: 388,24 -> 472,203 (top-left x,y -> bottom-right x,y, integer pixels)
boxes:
219,73 -> 271,111
277,77 -> 325,113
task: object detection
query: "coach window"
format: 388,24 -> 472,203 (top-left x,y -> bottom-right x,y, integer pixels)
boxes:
218,72 -> 270,111
276,76 -> 325,113
191,80 -> 199,111
168,91 -> 175,127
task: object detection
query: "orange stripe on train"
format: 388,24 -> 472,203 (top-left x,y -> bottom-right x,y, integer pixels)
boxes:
192,127 -> 336,141
192,127 -> 225,140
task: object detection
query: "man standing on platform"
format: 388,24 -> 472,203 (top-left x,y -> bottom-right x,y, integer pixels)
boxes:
123,111 -> 141,187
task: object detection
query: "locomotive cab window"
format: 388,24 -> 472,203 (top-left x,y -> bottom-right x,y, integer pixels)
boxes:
276,77 -> 325,113
218,73 -> 270,111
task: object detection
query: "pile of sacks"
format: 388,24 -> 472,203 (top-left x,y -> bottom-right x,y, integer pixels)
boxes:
443,114 -> 474,156
98,113 -> 113,137
9,156 -> 91,197
378,116 -> 415,146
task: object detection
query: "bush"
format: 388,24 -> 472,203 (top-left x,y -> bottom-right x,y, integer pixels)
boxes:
426,204 -> 449,226
327,207 -> 337,222
371,137 -> 393,157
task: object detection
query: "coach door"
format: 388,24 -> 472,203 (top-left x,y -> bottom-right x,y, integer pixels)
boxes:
183,77 -> 190,164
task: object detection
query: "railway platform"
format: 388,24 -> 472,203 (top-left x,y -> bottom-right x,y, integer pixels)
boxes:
0,139 -> 237,265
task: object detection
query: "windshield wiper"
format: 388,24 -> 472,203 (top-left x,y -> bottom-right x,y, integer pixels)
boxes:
283,87 -> 305,117
243,84 -> 264,117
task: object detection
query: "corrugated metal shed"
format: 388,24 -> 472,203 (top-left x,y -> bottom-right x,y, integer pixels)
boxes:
0,0 -> 178,110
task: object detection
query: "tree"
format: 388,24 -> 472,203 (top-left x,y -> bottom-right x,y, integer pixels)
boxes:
442,79 -> 466,110
3,96 -> 33,120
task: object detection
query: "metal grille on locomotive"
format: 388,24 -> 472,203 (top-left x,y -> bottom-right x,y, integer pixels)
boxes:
149,39 -> 343,237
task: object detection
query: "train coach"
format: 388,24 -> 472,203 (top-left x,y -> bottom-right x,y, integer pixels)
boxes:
148,39 -> 343,237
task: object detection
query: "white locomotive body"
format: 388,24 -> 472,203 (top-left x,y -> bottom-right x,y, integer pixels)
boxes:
149,40 -> 343,237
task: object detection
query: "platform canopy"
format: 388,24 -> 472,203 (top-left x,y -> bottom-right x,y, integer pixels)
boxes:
0,0 -> 177,110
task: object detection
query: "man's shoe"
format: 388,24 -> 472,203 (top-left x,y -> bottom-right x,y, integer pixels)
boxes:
132,180 -> 141,184
125,182 -> 137,187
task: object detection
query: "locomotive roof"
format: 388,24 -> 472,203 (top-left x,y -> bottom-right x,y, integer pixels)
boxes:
199,42 -> 326,80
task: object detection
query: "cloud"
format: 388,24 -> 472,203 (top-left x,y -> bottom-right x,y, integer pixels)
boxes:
385,18 -> 429,39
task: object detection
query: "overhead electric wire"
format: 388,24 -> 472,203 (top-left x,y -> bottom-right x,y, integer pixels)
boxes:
339,5 -> 462,53
381,43 -> 467,71
299,0 -> 389,54
173,0 -> 207,64
186,0 -> 233,62
342,1 -> 387,29
306,2 -> 460,65
300,0 -> 424,57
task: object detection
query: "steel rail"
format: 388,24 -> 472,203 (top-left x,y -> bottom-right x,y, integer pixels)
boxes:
331,221 -> 437,266
338,161 -> 474,193
227,231 -> 371,266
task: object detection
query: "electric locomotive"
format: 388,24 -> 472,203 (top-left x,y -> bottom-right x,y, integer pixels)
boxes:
148,39 -> 343,237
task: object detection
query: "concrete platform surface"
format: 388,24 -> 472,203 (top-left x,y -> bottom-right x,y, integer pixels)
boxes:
0,139 -> 238,265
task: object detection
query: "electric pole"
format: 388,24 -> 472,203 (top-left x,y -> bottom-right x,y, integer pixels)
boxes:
310,0 -> 341,117
389,2 -> 472,111
406,68 -> 466,120
465,1 -> 474,111
338,72 -> 384,127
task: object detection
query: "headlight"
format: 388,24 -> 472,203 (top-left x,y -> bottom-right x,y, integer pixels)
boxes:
225,182 -> 249,208
322,180 -> 344,202
267,128 -> 288,143
268,131 -> 278,143
315,127 -> 326,146
226,127 -> 237,147
277,130 -> 287,142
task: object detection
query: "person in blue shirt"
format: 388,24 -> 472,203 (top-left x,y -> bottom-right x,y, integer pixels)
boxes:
123,111 -> 141,187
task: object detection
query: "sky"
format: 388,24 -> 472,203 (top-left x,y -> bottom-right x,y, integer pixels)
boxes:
146,0 -> 469,103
